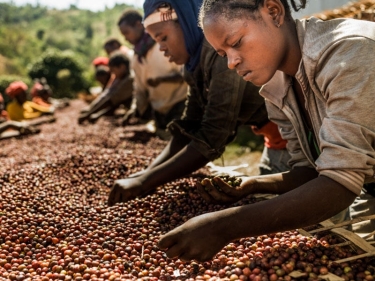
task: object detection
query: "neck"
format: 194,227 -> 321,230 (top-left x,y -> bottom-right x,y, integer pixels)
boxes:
279,20 -> 302,77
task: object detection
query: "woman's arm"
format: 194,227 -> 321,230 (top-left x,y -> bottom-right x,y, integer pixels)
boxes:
109,143 -> 209,205
198,166 -> 318,203
159,176 -> 356,262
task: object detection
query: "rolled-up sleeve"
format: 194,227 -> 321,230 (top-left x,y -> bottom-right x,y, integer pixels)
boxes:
315,37 -> 375,195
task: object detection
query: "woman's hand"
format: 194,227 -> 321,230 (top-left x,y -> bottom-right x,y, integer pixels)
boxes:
196,176 -> 254,204
108,177 -> 151,206
158,211 -> 232,262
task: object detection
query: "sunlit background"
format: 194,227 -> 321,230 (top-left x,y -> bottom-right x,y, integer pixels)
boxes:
0,0 -> 350,14
0,0 -> 142,11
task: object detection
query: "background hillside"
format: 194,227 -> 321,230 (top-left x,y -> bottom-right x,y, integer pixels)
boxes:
0,2 -> 138,89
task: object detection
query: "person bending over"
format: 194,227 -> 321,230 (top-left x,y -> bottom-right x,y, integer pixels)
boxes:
108,0 -> 289,206
78,51 -> 134,124
117,9 -> 188,131
157,0 -> 375,262
6,81 -> 54,122
0,92 -> 39,136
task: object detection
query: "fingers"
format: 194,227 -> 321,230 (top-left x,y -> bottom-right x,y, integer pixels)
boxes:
165,246 -> 183,260
108,184 -> 121,206
214,177 -> 241,197
108,188 -> 116,207
196,180 -> 214,203
158,233 -> 177,251
203,178 -> 234,203
159,236 -> 191,261
175,248 -> 214,263
196,177 -> 237,204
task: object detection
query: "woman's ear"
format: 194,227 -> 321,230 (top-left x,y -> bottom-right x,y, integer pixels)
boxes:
264,0 -> 286,28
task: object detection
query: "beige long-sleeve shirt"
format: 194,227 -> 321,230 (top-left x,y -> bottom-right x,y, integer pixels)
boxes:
131,44 -> 187,115
261,17 -> 375,195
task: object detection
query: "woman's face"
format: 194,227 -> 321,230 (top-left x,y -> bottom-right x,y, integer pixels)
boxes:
146,20 -> 190,65
202,7 -> 288,86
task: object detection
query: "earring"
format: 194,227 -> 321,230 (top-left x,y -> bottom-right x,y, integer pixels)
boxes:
275,21 -> 280,28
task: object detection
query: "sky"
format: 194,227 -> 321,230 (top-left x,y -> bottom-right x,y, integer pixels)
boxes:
0,0 -> 142,11
0,0 -> 351,18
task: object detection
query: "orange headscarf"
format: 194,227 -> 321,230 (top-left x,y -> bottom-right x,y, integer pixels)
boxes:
5,81 -> 28,98
92,57 -> 109,67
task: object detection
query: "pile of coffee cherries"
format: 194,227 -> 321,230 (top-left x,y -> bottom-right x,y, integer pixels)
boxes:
0,100 -> 373,281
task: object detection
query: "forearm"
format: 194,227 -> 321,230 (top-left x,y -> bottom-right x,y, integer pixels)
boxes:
245,166 -> 319,194
141,145 -> 209,188
30,103 -> 52,113
23,111 -> 42,119
158,73 -> 184,84
84,98 -> 111,116
217,176 -> 356,241
145,135 -> 191,171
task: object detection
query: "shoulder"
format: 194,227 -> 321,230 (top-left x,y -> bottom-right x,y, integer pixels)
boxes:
299,17 -> 375,62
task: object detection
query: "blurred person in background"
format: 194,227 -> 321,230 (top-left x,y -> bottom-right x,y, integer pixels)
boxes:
117,8 -> 187,134
0,92 -> 41,137
78,51 -> 134,124
103,37 -> 134,60
6,81 -> 54,122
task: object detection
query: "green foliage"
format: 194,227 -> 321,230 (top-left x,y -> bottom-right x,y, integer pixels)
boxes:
0,75 -> 31,105
28,50 -> 89,99
0,2 -> 141,94
0,25 -> 42,76
0,3 -> 47,24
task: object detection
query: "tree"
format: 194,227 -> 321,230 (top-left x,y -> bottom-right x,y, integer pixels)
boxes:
28,49 -> 89,99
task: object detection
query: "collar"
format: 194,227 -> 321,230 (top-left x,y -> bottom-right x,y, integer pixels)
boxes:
260,19 -> 309,108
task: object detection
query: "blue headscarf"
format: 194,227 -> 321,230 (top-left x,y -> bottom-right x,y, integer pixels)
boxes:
143,0 -> 204,72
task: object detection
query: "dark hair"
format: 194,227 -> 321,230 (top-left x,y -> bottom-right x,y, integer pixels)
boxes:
103,38 -> 122,49
108,51 -> 130,69
199,0 -> 307,27
118,9 -> 143,27
95,65 -> 111,77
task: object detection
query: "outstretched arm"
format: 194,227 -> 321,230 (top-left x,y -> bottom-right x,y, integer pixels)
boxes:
108,138 -> 209,205
159,175 -> 356,262
144,134 -> 191,171
78,96 -> 111,124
